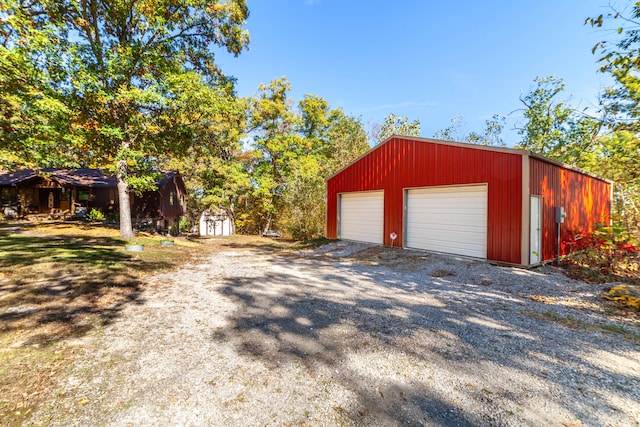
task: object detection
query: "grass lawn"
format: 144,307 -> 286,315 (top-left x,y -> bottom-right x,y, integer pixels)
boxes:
0,221 -> 275,426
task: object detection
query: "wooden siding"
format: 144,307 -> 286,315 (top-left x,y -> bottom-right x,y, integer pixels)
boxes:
2,169 -> 187,225
158,175 -> 187,220
327,137 -> 524,264
529,157 -> 611,261
132,173 -> 187,225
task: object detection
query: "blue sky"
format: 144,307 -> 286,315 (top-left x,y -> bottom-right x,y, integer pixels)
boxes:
216,0 -> 620,145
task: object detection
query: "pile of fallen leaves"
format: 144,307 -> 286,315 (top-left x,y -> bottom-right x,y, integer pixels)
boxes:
603,284 -> 640,312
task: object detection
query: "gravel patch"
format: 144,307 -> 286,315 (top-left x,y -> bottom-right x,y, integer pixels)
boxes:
29,241 -> 640,426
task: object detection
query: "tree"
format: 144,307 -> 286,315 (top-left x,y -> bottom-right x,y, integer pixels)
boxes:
466,115 -> 507,146
161,85 -> 248,233
246,77 -> 302,234
372,113 -> 420,145
0,0 -> 250,238
280,95 -> 370,239
0,5 -> 82,168
297,94 -> 370,174
243,80 -> 370,239
324,110 -> 370,174
515,76 -> 600,166
586,4 -> 640,234
434,113 -> 506,146
587,3 -> 640,132
433,113 -> 465,141
582,131 -> 640,234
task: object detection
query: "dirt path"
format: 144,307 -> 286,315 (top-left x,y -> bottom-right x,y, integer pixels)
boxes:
29,241 -> 640,426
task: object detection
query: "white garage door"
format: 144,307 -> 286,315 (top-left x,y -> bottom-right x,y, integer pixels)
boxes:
339,191 -> 384,244
406,185 -> 487,258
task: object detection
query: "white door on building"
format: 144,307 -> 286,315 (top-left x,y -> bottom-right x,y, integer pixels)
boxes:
339,191 -> 384,244
530,196 -> 542,264
405,185 -> 488,258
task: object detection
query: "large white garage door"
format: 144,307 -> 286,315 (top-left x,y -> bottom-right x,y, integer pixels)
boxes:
406,185 -> 487,258
339,191 -> 384,244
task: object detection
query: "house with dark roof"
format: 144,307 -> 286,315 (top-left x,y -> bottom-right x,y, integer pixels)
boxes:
0,168 -> 187,229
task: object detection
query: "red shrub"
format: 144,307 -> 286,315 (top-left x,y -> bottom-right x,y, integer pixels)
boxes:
563,225 -> 639,276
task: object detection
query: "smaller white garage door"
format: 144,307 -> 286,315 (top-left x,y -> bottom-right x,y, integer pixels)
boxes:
406,185 -> 487,258
339,191 -> 384,244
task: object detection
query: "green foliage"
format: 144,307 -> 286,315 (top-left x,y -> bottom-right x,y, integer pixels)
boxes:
179,217 -> 190,233
0,21 -> 81,168
325,110 -> 370,174
515,76 -> 600,166
466,115 -> 507,146
161,85 -> 248,232
239,78 -> 370,239
0,0 -> 250,237
584,5 -> 640,239
87,208 -> 105,221
433,114 -> 465,141
587,4 -> 640,132
582,131 -> 640,234
373,113 -> 421,145
434,113 -> 507,146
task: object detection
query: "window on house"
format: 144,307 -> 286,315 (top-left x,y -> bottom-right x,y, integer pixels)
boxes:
0,187 -> 17,205
78,189 -> 90,202
169,191 -> 175,205
60,187 -> 71,201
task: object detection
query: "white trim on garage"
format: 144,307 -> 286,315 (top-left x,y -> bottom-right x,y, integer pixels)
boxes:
339,191 -> 384,244
530,195 -> 542,264
521,154 -> 531,265
405,185 -> 488,258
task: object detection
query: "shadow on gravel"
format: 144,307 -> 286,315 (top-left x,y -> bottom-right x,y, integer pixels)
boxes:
213,246 -> 639,426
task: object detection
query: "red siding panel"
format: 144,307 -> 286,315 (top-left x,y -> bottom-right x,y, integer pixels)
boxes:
327,137 -> 524,264
529,157 -> 611,261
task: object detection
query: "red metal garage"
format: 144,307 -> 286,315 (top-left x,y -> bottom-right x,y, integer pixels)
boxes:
326,136 -> 611,266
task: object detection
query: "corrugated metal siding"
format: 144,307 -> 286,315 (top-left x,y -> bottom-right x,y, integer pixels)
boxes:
529,157 -> 611,261
327,137 -> 523,264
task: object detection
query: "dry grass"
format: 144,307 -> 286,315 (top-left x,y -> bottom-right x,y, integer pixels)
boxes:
0,221 -> 284,426
346,246 -> 432,270
520,310 -> 640,344
560,251 -> 640,317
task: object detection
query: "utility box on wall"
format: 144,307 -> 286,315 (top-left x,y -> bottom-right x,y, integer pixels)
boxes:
555,206 -> 566,224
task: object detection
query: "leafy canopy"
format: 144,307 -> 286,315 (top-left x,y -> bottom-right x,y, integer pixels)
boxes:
241,78 -> 370,238
0,0 -> 250,237
515,76 -> 600,166
588,2 -> 640,132
373,113 -> 421,145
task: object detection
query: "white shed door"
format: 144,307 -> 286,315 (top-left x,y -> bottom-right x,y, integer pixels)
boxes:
339,191 -> 384,244
406,185 -> 487,258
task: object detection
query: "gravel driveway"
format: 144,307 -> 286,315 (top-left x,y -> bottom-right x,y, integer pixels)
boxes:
30,240 -> 640,426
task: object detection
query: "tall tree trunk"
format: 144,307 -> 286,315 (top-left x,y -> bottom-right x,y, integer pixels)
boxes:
117,157 -> 134,239
228,198 -> 236,235
263,212 -> 272,235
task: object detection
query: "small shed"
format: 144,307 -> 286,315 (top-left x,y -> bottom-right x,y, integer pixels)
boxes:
326,136 -> 612,266
199,210 -> 233,237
